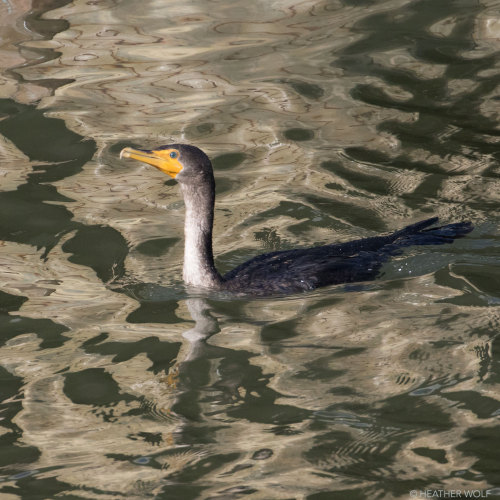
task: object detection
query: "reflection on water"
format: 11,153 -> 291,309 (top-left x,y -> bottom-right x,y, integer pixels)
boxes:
0,0 -> 499,497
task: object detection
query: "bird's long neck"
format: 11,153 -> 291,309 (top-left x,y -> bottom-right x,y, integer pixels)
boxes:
180,178 -> 222,288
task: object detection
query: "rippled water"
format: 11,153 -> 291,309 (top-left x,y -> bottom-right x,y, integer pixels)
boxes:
0,0 -> 499,498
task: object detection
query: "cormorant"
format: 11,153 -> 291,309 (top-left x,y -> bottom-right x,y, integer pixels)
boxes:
120,144 -> 472,296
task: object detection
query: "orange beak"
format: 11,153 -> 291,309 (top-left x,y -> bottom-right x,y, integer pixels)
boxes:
120,147 -> 183,178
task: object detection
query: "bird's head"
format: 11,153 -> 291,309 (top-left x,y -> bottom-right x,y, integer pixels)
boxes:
120,143 -> 213,183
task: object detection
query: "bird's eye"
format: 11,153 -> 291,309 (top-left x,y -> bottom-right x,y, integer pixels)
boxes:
169,151 -> 178,159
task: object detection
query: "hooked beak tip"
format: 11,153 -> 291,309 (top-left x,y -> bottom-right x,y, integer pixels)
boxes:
120,148 -> 131,159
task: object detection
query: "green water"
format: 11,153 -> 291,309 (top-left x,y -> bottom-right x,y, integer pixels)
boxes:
0,0 -> 499,498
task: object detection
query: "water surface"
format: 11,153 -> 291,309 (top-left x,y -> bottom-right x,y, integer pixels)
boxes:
0,0 -> 499,498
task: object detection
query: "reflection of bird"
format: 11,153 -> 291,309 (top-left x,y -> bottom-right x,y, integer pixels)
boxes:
120,144 -> 472,296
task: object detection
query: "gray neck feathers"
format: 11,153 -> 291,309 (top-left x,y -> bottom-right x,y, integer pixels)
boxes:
180,177 -> 222,288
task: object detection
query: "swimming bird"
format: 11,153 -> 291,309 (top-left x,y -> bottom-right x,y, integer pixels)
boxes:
120,144 -> 472,296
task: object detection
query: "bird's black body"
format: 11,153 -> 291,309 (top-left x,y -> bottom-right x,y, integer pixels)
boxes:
222,217 -> 472,295
121,143 -> 473,296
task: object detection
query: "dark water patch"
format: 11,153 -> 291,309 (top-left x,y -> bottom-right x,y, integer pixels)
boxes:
0,436 -> 40,476
486,336 -> 500,386
412,446 -> 448,464
377,393 -> 453,432
0,290 -> 69,348
442,390 -> 500,419
0,366 -> 40,470
207,485 -> 258,499
216,248 -> 269,276
239,200 -> 356,238
158,483 -> 205,500
322,160 -> 391,196
129,431 -> 163,446
186,122 -> 215,138
447,263 -> 500,301
341,0 -> 376,5
254,227 -> 285,252
328,386 -> 357,396
0,185 -> 77,257
136,237 -> 180,257
0,290 -> 27,313
261,317 -> 300,343
226,387 -> 310,425
1,474 -> 124,499
474,343 -> 491,383
307,488 -> 367,500
284,128 -> 315,141
304,427 -> 408,481
82,335 -> 181,374
434,267 -> 496,307
64,368 -> 136,407
342,147 -> 395,170
218,462 -> 254,476
286,79 -> 324,100
126,299 -> 184,324
215,176 -> 239,196
302,193 -> 386,232
457,425 -> 500,486
294,356 -> 344,382
163,452 -> 240,484
62,225 -> 129,283
1,476 -> 70,499
324,181 -> 345,192
212,152 -> 247,170
0,99 -> 130,285
0,99 -> 94,169
330,346 -> 366,359
0,314 -> 69,349
26,0 -> 71,39
244,200 -> 318,225
82,331 -> 109,347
